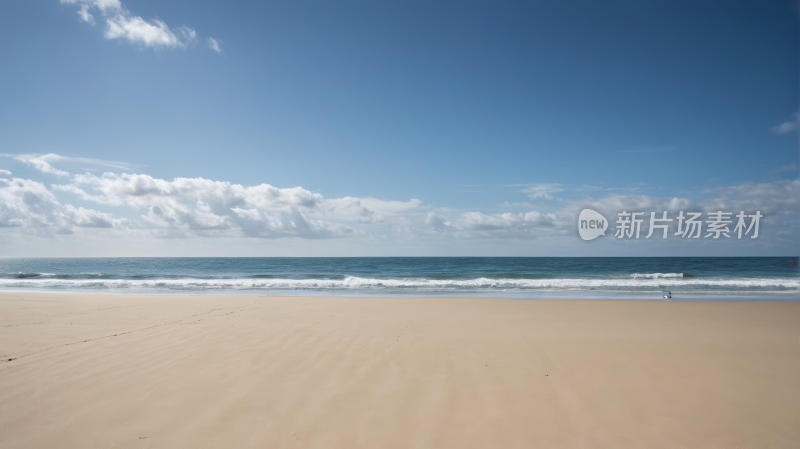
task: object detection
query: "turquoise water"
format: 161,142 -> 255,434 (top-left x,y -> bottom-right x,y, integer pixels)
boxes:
0,257 -> 797,300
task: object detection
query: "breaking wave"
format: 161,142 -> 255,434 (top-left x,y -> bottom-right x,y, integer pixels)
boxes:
630,273 -> 684,279
0,275 -> 797,293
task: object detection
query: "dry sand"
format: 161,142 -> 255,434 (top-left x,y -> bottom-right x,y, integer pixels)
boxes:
1,293 -> 798,448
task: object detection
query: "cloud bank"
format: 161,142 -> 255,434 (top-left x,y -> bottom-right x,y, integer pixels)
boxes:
0,153 -> 797,253
0,176 -> 125,235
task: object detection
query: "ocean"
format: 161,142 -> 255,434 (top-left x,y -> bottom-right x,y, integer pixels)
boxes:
0,257 -> 797,300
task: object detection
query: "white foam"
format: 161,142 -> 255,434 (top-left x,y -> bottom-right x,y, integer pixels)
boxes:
0,276 -> 797,292
631,273 -> 684,279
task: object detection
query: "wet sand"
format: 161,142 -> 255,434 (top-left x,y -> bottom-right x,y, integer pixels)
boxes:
1,293 -> 798,448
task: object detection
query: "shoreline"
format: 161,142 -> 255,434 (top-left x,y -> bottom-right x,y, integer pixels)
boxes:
2,293 -> 799,448
0,288 -> 798,302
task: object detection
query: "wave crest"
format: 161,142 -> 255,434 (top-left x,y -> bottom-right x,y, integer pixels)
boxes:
630,273 -> 684,279
0,275 -> 797,293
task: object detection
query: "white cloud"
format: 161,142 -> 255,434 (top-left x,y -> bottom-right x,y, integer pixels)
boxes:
453,211 -> 557,231
228,208 -> 361,239
207,37 -> 222,52
177,26 -> 196,45
323,197 -> 422,224
522,183 -> 564,200
544,184 -> 800,243
422,210 -> 557,239
2,153 -> 134,176
51,172 -> 420,239
771,121 -> 796,134
78,4 -> 93,22
69,156 -> 133,172
771,113 -> 798,134
573,194 -> 695,216
425,182 -> 800,241
700,179 -> 800,215
12,154 -> 70,177
60,172 -> 421,223
1,152 -> 798,249
62,0 -> 196,49
105,15 -> 181,48
62,0 -> 123,12
0,176 -> 125,235
425,212 -> 452,231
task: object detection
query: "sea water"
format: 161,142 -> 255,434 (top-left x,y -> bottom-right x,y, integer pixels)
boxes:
0,257 -> 797,301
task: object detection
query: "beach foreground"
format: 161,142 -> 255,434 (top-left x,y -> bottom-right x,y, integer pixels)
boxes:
1,294 -> 798,448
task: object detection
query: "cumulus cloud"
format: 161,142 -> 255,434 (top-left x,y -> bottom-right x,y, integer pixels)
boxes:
51,172 -> 418,239
425,212 -> 452,231
1,152 -> 797,246
0,176 -> 124,234
62,0 -> 196,49
424,182 -> 800,241
423,210 -> 557,239
575,194 -> 696,217
453,211 -> 557,231
546,183 -> 800,242
417,181 -> 800,241
207,37 -> 222,52
229,208 -> 359,239
105,15 -> 182,48
0,156 -> 396,240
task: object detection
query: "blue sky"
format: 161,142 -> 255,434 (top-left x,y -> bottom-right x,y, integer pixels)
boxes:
0,0 -> 798,256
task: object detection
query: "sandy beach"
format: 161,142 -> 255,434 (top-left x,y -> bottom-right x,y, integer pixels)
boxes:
1,293 -> 798,448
